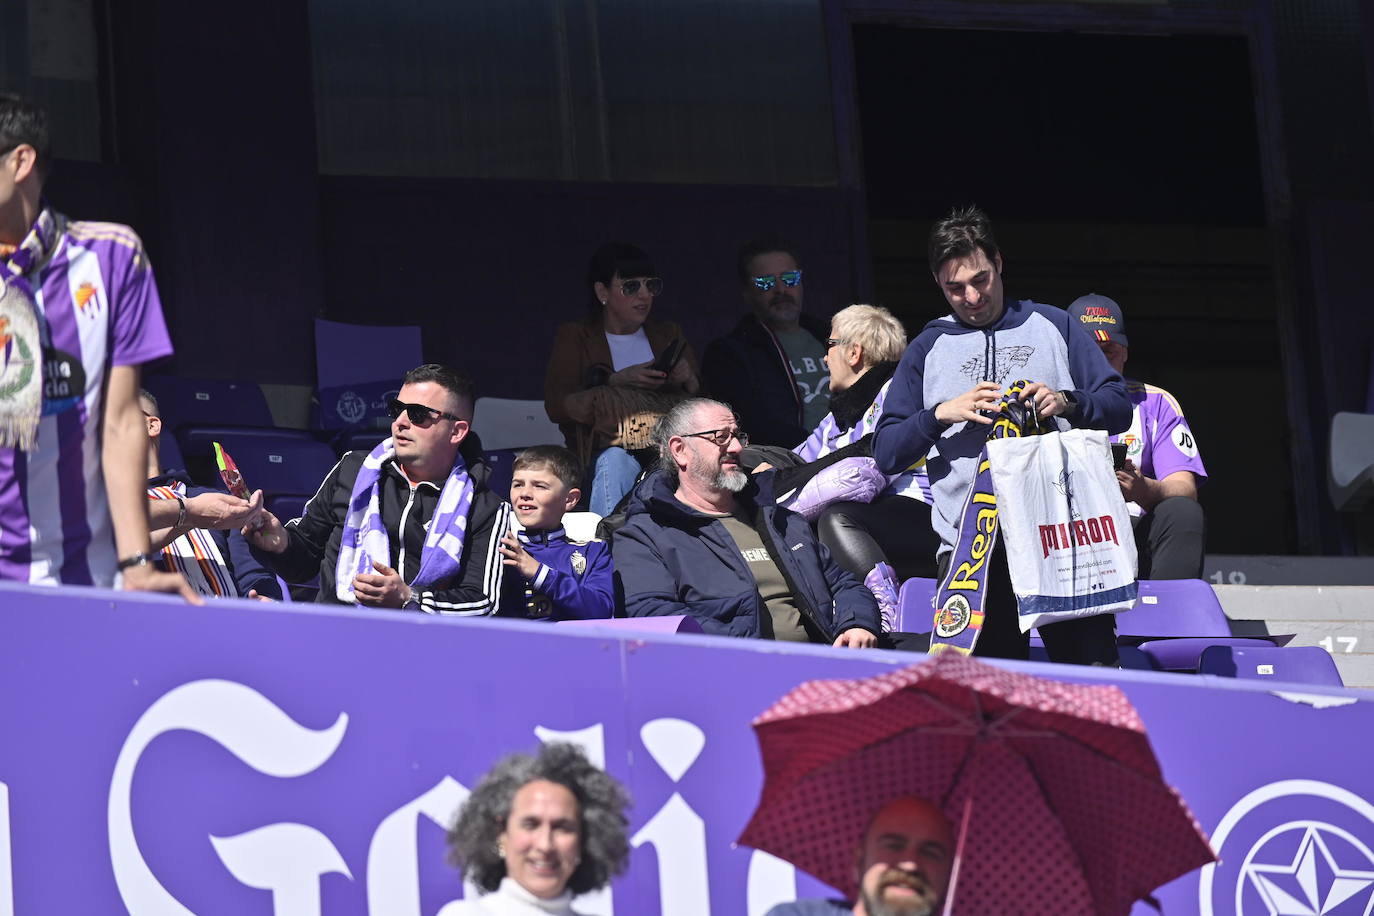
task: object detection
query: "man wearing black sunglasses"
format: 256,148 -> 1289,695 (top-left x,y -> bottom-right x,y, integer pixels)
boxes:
248,364 -> 512,614
702,238 -> 831,449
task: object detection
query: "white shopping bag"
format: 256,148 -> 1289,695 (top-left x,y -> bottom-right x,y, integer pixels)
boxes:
987,428 -> 1138,632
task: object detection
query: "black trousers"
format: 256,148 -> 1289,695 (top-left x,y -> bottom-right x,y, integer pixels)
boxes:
939,541 -> 1120,666
817,496 -> 941,582
1134,496 -> 1206,580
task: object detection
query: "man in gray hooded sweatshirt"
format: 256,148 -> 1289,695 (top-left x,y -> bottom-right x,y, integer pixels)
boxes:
873,206 -> 1131,664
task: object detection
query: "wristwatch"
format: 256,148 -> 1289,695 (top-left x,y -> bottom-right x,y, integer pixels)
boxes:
1058,389 -> 1079,419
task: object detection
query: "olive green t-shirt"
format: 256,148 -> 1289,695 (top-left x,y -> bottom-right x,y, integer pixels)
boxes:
713,512 -> 817,643
775,327 -> 830,431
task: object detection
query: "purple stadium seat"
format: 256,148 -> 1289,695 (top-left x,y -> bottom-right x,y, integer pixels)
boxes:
334,429 -> 388,455
1115,578 -> 1287,671
483,449 -> 516,503
558,616 -> 704,634
1198,645 -> 1345,687
314,319 -> 421,432
896,577 -> 937,633
1116,578 -> 1231,637
207,431 -> 337,504
267,494 -> 310,522
158,431 -> 185,474
144,375 -> 277,431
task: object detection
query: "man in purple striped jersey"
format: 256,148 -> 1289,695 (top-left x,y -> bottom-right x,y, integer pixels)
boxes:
0,95 -> 192,597
1068,294 -> 1207,579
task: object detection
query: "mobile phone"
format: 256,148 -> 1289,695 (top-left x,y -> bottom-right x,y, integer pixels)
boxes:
1111,443 -> 1128,471
651,338 -> 686,375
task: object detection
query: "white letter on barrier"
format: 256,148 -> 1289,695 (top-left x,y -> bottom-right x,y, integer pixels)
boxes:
631,719 -> 709,915
1,781 -> 12,916
535,724 -> 612,916
107,679 -> 349,915
210,823 -> 351,916
747,850 -> 797,916
366,776 -> 469,915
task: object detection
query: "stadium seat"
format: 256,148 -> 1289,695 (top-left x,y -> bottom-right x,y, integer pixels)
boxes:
267,494 -> 310,522
471,397 -> 563,451
1198,645 -> 1345,687
334,429 -> 388,455
313,319 -> 421,433
562,512 -> 602,542
158,430 -> 185,474
1117,578 -> 1281,671
483,449 -> 516,502
143,375 -> 283,464
144,375 -> 277,431
1328,411 -> 1374,511
207,431 -> 337,508
896,577 -> 937,633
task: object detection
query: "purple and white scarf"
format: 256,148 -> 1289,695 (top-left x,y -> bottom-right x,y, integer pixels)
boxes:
335,438 -> 474,603
0,205 -> 59,451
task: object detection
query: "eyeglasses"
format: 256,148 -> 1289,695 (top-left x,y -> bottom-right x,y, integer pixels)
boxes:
387,399 -> 464,427
682,427 -> 749,447
751,270 -> 803,292
825,338 -> 845,349
618,277 -> 663,297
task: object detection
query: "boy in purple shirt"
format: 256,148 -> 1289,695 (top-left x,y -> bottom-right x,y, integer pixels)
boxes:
1068,294 -> 1207,578
498,445 -> 614,620
0,95 -> 191,596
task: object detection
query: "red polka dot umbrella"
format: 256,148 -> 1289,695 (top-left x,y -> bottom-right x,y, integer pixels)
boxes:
738,652 -> 1215,916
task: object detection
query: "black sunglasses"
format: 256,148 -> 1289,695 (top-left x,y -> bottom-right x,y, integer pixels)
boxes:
387,399 -> 464,427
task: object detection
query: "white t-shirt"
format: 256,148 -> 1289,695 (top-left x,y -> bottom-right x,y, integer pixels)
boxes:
605,328 -> 654,371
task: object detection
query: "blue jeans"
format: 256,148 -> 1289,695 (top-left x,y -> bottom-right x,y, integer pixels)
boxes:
590,447 -> 641,516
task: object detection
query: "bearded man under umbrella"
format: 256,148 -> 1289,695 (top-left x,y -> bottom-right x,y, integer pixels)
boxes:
742,653 -> 1215,916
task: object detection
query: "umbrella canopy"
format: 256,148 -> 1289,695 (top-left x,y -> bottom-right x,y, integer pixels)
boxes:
738,653 -> 1215,916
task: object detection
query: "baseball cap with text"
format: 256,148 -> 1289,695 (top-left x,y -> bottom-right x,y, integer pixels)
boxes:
1068,293 -> 1129,347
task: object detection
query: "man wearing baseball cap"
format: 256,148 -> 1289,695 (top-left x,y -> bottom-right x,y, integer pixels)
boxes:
1067,294 -> 1207,579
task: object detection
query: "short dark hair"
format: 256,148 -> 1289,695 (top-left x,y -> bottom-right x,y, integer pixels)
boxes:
402,364 -> 474,415
586,242 -> 656,315
448,743 -> 631,895
0,95 -> 51,177
736,237 -> 800,284
138,388 -> 159,417
927,205 -> 999,275
513,445 -> 583,490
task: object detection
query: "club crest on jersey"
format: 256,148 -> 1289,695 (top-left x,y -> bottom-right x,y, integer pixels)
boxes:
935,595 -> 972,638
74,282 -> 100,315
0,316 -> 35,400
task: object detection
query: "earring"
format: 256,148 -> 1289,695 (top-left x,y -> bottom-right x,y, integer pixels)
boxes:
497,841 -> 506,857
600,300 -> 606,305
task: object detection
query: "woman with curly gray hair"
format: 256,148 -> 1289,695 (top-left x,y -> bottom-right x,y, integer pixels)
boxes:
445,742 -> 632,914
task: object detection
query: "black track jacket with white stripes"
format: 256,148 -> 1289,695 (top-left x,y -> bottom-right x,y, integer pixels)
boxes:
258,437 -> 510,614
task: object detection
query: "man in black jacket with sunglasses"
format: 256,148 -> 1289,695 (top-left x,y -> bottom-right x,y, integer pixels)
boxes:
702,239 -> 831,449
247,364 -> 512,613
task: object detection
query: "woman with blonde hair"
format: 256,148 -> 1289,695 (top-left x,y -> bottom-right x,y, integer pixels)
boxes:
771,304 -> 939,629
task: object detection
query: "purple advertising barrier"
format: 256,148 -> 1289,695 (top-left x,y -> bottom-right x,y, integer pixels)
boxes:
0,580 -> 1369,916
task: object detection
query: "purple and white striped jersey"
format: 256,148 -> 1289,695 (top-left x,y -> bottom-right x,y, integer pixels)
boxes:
1113,379 -> 1207,518
0,217 -> 173,586
793,377 -> 931,504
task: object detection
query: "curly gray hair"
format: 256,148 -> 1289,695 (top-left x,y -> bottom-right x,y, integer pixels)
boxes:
447,743 -> 632,895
